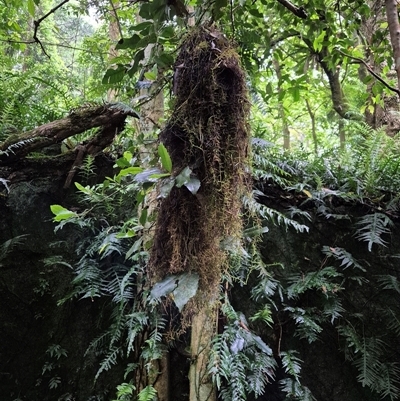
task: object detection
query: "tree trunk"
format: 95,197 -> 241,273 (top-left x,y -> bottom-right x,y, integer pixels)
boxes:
107,1 -> 120,102
385,0 -> 400,94
339,119 -> 345,150
305,99 -> 318,154
273,60 -> 290,150
189,303 -> 217,401
149,25 -> 250,401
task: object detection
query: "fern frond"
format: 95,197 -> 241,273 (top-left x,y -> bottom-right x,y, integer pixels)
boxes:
322,246 -> 366,271
244,193 -> 309,233
0,235 -> 26,263
355,213 -> 393,252
95,346 -> 122,381
286,266 -> 342,299
376,274 -> 400,294
280,350 -> 302,381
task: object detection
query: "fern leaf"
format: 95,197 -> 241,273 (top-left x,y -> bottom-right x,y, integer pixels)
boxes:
138,385 -> 157,401
377,274 -> 400,294
355,213 -> 393,252
322,246 -> 366,271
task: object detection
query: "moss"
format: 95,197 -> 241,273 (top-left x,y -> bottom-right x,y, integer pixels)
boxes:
148,25 -> 251,301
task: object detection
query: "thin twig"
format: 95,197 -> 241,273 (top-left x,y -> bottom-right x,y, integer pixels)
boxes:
338,49 -> 400,97
1,38 -> 109,55
33,0 -> 71,58
109,0 -> 124,39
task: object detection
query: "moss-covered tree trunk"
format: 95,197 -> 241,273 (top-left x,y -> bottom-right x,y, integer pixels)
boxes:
148,25 -> 250,401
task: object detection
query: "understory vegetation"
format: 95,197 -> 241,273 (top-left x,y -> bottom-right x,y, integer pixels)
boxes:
1,1 -> 400,401
44,119 -> 400,401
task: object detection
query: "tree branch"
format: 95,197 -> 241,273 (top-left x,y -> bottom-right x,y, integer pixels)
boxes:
33,0 -> 71,58
338,49 -> 400,97
0,103 -> 139,165
275,0 -> 307,19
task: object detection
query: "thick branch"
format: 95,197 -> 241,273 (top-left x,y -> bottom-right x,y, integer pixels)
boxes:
275,0 -> 307,19
0,103 -> 139,165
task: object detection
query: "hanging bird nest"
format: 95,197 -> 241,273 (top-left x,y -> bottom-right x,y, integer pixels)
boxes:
149,25 -> 250,296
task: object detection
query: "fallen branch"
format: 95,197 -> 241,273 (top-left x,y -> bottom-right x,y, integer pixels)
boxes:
0,103 -> 139,165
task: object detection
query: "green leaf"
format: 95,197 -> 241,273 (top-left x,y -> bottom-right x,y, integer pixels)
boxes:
144,70 -> 157,81
155,53 -> 174,68
131,21 -> 153,32
313,30 -> 326,52
158,177 -> 175,199
102,65 -> 126,85
213,0 -> 228,20
135,167 -> 162,183
138,385 -> 157,401
116,34 -> 141,50
50,205 -> 78,222
184,177 -> 201,195
172,273 -> 199,311
158,143 -> 172,173
292,86 -> 300,102
149,273 -> 199,311
118,166 -> 144,177
28,0 -> 35,16
175,166 -> 192,187
150,275 -> 178,301
75,182 -> 92,195
139,208 -> 148,226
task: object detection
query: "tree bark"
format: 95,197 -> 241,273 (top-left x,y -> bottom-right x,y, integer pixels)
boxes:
305,99 -> 318,154
273,60 -> 290,150
189,302 -> 217,401
385,0 -> 400,94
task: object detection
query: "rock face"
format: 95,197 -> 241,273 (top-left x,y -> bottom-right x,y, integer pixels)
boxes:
0,157 -> 122,401
1,161 -> 399,400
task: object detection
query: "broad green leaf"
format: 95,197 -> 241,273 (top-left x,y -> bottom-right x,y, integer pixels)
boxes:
75,182 -> 92,195
213,0 -> 228,20
50,205 -> 78,222
150,275 -> 178,301
118,166 -> 144,177
158,177 -> 175,199
313,30 -> 326,52
28,0 -> 35,16
292,86 -> 300,102
251,334 -> 273,355
144,70 -> 157,80
116,229 -> 136,239
156,53 -> 174,68
135,167 -> 162,183
158,143 -> 172,173
139,208 -> 148,226
102,65 -> 126,85
175,166 -> 191,187
184,177 -> 201,195
172,273 -> 199,311
128,49 -> 145,77
160,26 -> 175,39
130,21 -> 153,32
116,34 -> 141,50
